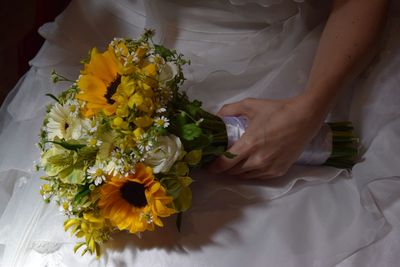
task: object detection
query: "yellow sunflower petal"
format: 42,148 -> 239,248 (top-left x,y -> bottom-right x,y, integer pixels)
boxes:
141,63 -> 157,77
83,47 -> 118,84
76,75 -> 107,103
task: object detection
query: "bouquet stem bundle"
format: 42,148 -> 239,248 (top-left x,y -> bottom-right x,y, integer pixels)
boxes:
325,122 -> 359,169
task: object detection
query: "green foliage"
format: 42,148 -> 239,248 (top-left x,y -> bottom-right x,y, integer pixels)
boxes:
42,149 -> 74,176
161,176 -> 193,212
182,124 -> 202,141
59,167 -> 86,184
46,93 -> 61,103
184,150 -> 202,166
47,140 -> 86,151
154,44 -> 174,59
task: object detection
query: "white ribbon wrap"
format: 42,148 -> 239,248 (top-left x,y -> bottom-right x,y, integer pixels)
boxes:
222,116 -> 332,165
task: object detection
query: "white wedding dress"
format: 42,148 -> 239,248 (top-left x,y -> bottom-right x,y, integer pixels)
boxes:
1,0 -> 400,266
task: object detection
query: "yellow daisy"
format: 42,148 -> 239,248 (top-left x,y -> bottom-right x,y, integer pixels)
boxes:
76,47 -> 121,117
98,163 -> 176,234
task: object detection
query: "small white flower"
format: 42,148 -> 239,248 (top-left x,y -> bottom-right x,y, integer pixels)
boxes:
88,138 -> 103,147
94,176 -> 106,186
156,107 -> 167,113
66,99 -> 80,117
89,121 -> 98,133
105,161 -> 124,176
88,163 -> 107,186
154,116 -> 170,128
105,150 -> 128,176
141,212 -> 153,224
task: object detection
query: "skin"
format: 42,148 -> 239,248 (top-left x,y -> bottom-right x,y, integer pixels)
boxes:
208,0 -> 389,179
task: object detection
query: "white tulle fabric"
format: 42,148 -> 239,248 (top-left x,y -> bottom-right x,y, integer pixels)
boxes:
1,0 -> 400,266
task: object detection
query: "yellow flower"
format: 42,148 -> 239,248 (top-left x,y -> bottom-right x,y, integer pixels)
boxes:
98,163 -> 176,234
133,128 -> 144,141
141,63 -> 157,77
135,45 -> 149,60
64,212 -> 109,258
76,47 -> 121,117
120,75 -> 136,96
134,116 -> 153,128
128,92 -> 155,114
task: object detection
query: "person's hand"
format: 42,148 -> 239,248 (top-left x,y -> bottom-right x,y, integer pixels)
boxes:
208,95 -> 325,179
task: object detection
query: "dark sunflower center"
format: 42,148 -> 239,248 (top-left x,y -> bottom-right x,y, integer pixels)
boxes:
104,75 -> 121,104
120,181 -> 147,207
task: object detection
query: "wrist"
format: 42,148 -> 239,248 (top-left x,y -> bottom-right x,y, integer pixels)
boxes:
294,92 -> 332,123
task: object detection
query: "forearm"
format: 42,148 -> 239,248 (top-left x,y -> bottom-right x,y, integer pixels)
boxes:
302,0 -> 388,120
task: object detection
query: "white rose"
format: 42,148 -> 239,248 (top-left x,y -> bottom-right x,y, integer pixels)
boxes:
158,62 -> 178,85
144,135 -> 184,174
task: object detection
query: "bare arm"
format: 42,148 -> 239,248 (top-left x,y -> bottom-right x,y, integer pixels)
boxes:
209,0 -> 388,178
304,0 -> 388,122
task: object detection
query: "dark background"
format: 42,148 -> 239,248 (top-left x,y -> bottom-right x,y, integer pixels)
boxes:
0,0 -> 71,106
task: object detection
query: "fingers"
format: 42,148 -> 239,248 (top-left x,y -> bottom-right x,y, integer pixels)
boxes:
225,155 -> 289,179
226,154 -> 268,175
207,136 -> 252,173
239,170 -> 277,180
217,98 -> 256,117
236,165 -> 289,179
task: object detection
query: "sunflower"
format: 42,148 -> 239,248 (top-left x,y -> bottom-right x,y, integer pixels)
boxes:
98,163 -> 176,234
76,47 -> 121,117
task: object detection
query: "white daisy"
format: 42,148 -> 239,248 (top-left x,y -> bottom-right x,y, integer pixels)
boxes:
88,138 -> 103,147
154,116 -> 170,128
94,176 -> 106,186
88,119 -> 99,134
87,162 -> 107,186
105,150 -> 126,176
65,99 -> 80,117
156,107 -> 167,113
105,160 -> 124,176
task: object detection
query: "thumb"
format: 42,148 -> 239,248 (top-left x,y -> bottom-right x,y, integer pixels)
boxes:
217,98 -> 254,117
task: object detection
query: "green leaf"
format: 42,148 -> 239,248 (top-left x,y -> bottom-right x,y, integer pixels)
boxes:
74,186 -> 91,205
185,101 -> 202,117
59,166 -> 86,184
182,124 -> 202,141
184,133 -> 212,150
170,162 -> 189,177
77,146 -> 98,163
154,44 -> 174,59
47,153 -> 74,166
184,150 -> 202,166
46,93 -> 60,103
223,151 -> 236,159
161,176 -> 193,212
47,140 -> 86,151
173,184 -> 192,212
44,152 -> 74,176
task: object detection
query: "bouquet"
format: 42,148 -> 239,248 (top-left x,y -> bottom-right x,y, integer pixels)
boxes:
37,29 -> 358,258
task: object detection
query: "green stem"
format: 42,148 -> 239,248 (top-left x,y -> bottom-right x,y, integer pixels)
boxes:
324,122 -> 359,169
